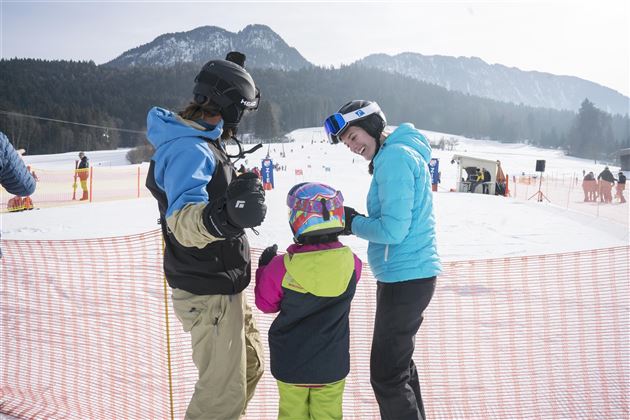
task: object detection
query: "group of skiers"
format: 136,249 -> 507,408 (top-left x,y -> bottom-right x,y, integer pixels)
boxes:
145,51 -> 440,420
582,166 -> 626,203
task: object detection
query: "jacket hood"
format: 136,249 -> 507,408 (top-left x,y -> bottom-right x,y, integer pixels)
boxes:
382,123 -> 432,163
146,107 -> 223,149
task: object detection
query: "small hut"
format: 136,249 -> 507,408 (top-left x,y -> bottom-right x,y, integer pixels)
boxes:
450,154 -> 500,194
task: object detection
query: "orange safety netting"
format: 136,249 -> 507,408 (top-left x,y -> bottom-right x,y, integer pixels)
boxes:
0,166 -> 152,212
510,174 -> 629,225
1,232 -> 628,419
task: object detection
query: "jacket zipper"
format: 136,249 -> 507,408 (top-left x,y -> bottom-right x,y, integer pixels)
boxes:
384,245 -> 389,262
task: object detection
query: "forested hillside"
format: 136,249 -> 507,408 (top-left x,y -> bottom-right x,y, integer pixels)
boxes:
1,59 -> 628,159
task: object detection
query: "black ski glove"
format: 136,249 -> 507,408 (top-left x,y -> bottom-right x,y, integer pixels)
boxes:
341,206 -> 364,236
258,244 -> 278,267
204,172 -> 267,238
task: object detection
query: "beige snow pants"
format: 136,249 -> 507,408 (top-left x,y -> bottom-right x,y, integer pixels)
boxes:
172,289 -> 264,420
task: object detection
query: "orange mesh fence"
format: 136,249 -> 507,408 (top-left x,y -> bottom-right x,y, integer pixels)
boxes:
0,165 -> 152,211
1,232 -> 628,419
510,174 -> 628,225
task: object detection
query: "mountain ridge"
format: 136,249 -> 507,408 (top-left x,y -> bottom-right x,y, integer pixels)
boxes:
355,52 -> 628,115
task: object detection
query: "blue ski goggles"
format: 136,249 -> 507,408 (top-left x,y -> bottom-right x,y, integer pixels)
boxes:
324,102 -> 382,144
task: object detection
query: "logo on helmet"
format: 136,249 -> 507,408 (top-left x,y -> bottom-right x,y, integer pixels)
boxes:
240,98 -> 257,107
355,110 -> 365,117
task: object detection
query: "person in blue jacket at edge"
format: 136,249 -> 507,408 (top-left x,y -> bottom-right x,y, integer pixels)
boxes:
324,100 -> 442,420
0,131 -> 36,256
145,52 -> 266,420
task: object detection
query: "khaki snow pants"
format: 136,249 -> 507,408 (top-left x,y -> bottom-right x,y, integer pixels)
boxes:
172,289 -> 264,420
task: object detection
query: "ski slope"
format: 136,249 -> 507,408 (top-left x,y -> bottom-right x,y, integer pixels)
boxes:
6,126 -> 628,260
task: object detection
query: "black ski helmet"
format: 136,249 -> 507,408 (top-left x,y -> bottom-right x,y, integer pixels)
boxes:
193,56 -> 260,128
332,100 -> 387,143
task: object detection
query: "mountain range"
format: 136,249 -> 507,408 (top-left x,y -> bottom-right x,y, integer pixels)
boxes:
104,24 -> 629,116
356,53 -> 628,116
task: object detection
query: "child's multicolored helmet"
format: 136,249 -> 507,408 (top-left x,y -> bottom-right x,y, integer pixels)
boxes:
287,182 -> 345,242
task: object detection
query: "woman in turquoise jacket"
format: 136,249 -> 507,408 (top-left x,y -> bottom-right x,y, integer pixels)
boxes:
324,100 -> 442,420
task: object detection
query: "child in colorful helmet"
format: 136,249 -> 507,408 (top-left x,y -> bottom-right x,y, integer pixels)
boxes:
255,182 -> 363,420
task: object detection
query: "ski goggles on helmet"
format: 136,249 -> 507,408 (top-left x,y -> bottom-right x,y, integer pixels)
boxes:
287,188 -> 344,214
324,102 -> 382,144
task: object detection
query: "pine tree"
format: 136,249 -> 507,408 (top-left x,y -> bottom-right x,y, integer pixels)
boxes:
254,101 -> 281,140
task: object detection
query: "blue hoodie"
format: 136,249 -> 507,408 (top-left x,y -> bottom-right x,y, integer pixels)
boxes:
146,106 -> 224,219
351,123 -> 442,282
146,106 -> 230,249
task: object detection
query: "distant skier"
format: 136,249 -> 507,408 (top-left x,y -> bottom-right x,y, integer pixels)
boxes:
597,166 -> 615,203
482,168 -> 491,194
582,171 -> 596,202
470,168 -> 483,193
255,182 -> 362,420
76,151 -> 90,201
615,171 -> 626,203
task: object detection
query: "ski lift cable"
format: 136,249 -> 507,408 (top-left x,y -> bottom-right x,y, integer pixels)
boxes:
0,110 -> 146,135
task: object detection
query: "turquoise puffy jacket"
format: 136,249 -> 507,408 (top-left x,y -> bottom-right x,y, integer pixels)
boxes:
352,123 -> 442,282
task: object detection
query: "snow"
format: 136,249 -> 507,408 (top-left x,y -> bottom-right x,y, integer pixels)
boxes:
6,126 -> 627,261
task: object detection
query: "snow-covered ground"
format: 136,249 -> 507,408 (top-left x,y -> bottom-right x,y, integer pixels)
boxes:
5,126 -> 628,260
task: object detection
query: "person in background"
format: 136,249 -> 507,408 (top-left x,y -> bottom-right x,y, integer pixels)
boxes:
0,131 -> 36,253
145,52 -> 266,420
256,182 -> 362,420
325,100 -> 441,420
6,149 -> 38,212
470,168 -> 483,193
597,166 -> 615,203
582,171 -> 596,202
615,171 -> 626,203
21,165 -> 38,210
76,151 -> 90,200
482,168 -> 491,194
495,160 -> 507,196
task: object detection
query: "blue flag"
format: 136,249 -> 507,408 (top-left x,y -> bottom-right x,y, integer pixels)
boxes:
261,158 -> 274,188
428,158 -> 440,185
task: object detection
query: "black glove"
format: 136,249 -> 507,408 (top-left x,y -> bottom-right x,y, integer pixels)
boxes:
204,172 -> 267,238
258,244 -> 278,267
341,206 -> 363,236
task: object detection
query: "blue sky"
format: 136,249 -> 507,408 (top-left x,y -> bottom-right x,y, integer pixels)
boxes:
1,0 -> 628,96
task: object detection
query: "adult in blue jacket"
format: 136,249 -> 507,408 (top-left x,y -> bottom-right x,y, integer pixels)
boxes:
325,100 -> 442,420
1,131 -> 36,256
145,52 -> 266,420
